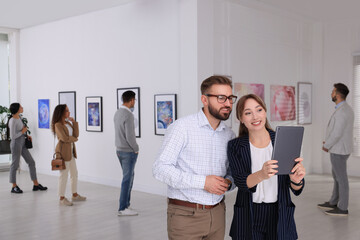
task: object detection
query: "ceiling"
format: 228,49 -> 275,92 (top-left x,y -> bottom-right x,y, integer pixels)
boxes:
0,0 -> 134,29
1,0 -> 360,29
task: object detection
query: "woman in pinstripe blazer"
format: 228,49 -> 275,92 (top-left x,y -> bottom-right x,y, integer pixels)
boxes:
227,94 -> 306,240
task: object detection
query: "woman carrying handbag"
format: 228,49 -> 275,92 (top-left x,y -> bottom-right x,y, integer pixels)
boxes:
52,104 -> 86,206
7,103 -> 47,193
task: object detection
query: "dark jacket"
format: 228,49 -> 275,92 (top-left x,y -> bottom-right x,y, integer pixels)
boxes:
227,129 -> 304,240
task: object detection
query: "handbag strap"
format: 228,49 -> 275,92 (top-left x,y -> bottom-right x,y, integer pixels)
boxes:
19,116 -> 28,137
53,134 -> 62,160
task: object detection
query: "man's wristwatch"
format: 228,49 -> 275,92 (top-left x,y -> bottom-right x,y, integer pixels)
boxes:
290,179 -> 304,186
225,179 -> 232,190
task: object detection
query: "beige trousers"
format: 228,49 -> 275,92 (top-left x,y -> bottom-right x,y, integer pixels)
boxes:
167,200 -> 226,240
58,158 -> 78,197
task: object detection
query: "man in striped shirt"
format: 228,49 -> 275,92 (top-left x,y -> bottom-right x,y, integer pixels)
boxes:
153,75 -> 237,240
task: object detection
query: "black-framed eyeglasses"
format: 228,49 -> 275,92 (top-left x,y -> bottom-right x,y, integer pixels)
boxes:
205,94 -> 238,104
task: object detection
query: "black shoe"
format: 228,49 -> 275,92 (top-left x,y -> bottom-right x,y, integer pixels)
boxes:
11,186 -> 23,194
33,184 -> 48,191
317,202 -> 337,210
325,207 -> 348,216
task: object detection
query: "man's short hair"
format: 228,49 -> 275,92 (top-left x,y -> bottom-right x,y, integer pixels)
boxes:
200,75 -> 233,95
122,90 -> 136,103
334,83 -> 350,99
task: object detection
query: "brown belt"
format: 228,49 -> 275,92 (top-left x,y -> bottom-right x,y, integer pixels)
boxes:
168,198 -> 221,210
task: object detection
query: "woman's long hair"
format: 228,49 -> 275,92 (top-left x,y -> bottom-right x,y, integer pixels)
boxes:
6,103 -> 20,139
51,104 -> 67,134
236,94 -> 272,137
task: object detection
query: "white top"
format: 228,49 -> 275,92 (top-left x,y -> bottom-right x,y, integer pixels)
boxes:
65,123 -> 74,158
153,110 -> 235,205
250,141 -> 278,203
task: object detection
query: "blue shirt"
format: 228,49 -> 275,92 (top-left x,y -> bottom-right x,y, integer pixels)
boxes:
335,100 -> 345,109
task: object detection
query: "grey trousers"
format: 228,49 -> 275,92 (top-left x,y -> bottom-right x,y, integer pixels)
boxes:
329,153 -> 350,211
9,136 -> 37,183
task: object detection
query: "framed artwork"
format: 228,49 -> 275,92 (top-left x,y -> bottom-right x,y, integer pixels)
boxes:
38,99 -> 50,129
297,82 -> 312,124
154,94 -> 177,135
117,87 -> 140,137
270,85 -> 296,121
86,96 -> 103,132
58,91 -> 76,120
234,83 -> 265,101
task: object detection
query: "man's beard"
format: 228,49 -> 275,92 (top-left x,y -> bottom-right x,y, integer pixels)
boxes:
208,102 -> 232,121
332,96 -> 337,102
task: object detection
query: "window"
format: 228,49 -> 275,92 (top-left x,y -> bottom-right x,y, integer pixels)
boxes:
0,33 -> 10,166
353,54 -> 360,156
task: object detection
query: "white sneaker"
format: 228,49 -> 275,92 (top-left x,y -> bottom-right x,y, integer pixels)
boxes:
118,208 -> 138,216
60,198 -> 73,206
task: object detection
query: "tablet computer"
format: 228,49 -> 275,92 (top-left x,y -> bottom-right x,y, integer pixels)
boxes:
272,126 -> 304,175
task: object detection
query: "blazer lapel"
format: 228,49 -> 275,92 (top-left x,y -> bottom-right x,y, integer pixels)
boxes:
238,135 -> 252,172
62,123 -> 70,136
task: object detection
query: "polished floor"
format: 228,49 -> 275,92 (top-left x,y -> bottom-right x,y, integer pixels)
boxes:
0,171 -> 360,240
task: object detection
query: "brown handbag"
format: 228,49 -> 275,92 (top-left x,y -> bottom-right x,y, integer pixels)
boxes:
51,153 -> 66,171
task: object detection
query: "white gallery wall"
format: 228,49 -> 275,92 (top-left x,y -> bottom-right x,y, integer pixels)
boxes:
19,0 -> 185,195
17,0 -> 360,197
318,20 -> 360,176
210,0 -> 315,174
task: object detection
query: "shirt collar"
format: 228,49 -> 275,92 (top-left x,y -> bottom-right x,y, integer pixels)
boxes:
197,109 -> 226,131
335,100 -> 345,109
120,105 -> 132,113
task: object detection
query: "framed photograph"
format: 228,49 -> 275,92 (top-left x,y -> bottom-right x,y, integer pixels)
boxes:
298,82 -> 312,124
270,85 -> 296,121
154,94 -> 177,135
59,91 -> 76,120
86,96 -> 103,132
38,99 -> 50,129
117,87 -> 140,137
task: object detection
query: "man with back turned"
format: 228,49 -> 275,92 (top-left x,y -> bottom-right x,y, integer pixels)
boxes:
318,83 -> 354,216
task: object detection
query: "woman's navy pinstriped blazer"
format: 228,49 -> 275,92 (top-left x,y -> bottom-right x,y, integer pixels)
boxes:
227,129 -> 304,240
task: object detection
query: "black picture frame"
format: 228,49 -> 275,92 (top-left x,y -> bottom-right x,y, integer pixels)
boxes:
117,87 -> 141,138
58,91 -> 76,121
85,96 -> 103,132
154,94 -> 177,136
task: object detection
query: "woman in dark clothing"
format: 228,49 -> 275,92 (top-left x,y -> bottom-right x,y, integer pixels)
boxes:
227,94 -> 306,240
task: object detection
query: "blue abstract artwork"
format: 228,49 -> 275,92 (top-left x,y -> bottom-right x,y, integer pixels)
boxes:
88,103 -> 100,126
38,99 -> 50,129
157,101 -> 173,129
